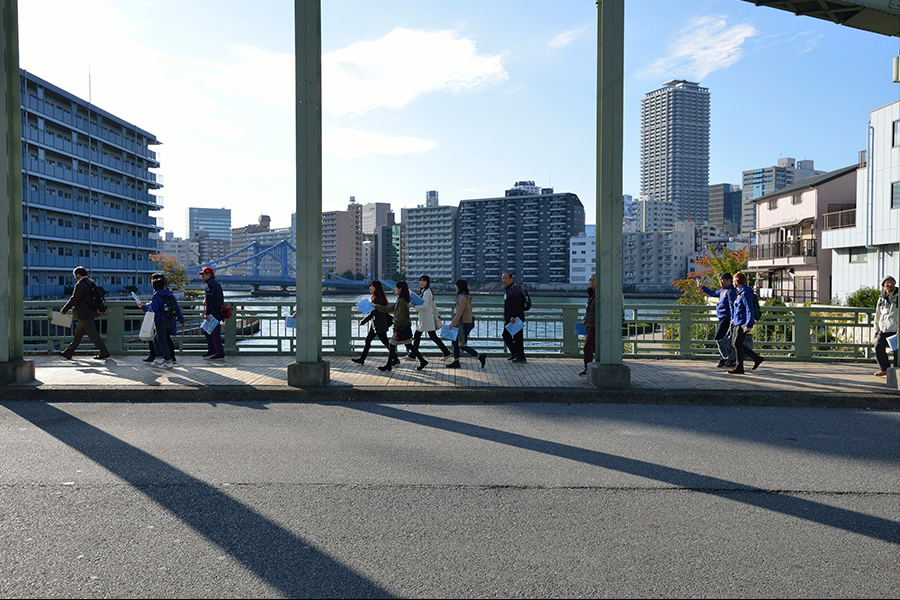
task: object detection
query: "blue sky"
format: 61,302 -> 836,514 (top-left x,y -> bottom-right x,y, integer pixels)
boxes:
17,0 -> 900,239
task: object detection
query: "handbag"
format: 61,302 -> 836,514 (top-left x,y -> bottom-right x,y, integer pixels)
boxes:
139,311 -> 156,342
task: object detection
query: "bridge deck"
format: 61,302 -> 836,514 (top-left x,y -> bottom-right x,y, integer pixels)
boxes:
5,354 -> 898,408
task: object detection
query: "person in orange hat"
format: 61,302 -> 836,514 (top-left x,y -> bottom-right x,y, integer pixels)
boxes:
199,267 -> 225,359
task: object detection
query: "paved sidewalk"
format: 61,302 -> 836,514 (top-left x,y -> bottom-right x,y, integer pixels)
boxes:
4,353 -> 898,408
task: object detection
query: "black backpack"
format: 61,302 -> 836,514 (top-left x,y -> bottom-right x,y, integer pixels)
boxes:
86,280 -> 107,312
162,294 -> 179,320
521,287 -> 532,311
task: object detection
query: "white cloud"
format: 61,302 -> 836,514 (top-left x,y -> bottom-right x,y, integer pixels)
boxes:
640,16 -> 757,81
325,128 -> 437,159
323,27 -> 508,116
548,25 -> 590,50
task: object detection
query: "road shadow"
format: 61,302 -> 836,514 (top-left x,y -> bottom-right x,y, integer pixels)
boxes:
2,401 -> 391,599
347,402 -> 900,546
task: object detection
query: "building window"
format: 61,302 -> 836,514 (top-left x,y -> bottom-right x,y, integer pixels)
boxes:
791,194 -> 801,205
894,120 -> 900,147
893,182 -> 900,209
849,247 -> 867,263
768,198 -> 778,210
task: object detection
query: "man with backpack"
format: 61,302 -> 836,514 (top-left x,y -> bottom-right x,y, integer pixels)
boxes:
137,274 -> 184,369
728,271 -> 764,374
141,273 -> 184,364
199,266 -> 226,359
501,271 -> 527,363
59,266 -> 110,360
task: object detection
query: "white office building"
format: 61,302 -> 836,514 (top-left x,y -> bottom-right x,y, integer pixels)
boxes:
405,191 -> 457,283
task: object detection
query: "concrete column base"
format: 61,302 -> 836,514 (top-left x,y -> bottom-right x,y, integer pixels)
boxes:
0,359 -> 35,385
886,367 -> 899,390
587,362 -> 630,389
287,360 -> 330,387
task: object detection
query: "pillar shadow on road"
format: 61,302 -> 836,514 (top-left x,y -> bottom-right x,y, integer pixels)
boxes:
2,401 -> 391,599
348,403 -> 900,546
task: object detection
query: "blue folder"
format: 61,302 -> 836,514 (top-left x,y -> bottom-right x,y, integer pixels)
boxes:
356,298 -> 374,314
574,322 -> 587,336
201,315 -> 219,335
505,318 -> 524,336
409,291 -> 424,307
439,324 -> 458,341
285,316 -> 297,329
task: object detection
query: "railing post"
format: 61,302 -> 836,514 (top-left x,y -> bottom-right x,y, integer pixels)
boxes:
334,304 -> 353,355
224,313 -> 237,353
562,306 -> 579,357
794,306 -> 811,359
679,308 -> 692,357
106,304 -> 125,354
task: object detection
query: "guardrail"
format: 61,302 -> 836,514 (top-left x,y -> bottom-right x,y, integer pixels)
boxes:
23,300 -> 880,363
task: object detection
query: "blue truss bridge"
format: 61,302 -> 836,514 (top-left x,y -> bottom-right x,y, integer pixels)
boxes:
188,240 -> 393,293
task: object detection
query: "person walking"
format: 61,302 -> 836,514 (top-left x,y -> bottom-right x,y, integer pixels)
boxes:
445,279 -> 487,369
199,266 -> 225,359
410,275 -> 452,361
351,280 -> 396,366
579,273 -> 596,376
501,271 -> 527,363
143,273 -> 183,363
136,275 -> 183,369
728,271 -> 764,375
59,266 -> 110,360
873,275 -> 898,377
375,281 -> 428,372
700,272 -> 737,368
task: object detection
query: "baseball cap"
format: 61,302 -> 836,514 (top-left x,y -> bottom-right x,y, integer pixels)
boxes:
198,267 -> 215,275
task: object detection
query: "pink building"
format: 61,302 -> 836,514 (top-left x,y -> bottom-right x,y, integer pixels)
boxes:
748,164 -> 857,303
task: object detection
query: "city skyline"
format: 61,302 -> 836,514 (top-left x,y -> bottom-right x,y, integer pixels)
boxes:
18,0 -> 900,238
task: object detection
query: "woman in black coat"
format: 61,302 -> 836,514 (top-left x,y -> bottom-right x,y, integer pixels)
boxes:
352,281 -> 396,366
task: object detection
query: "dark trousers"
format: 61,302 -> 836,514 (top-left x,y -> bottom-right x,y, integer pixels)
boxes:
359,327 -> 390,360
413,329 -> 450,356
148,327 -> 176,360
203,322 -> 224,357
503,328 -> 524,359
731,325 -> 760,371
386,342 -> 424,367
152,321 -> 175,362
874,331 -> 898,371
452,323 -> 479,360
583,326 -> 596,369
715,318 -> 735,362
62,318 -> 108,358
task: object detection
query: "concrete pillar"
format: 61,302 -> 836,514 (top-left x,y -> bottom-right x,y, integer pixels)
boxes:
0,0 -> 33,384
588,0 -> 629,389
288,0 -> 329,386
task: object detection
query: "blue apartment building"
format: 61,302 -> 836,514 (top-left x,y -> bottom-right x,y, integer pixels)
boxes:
20,70 -> 162,298
457,181 -> 585,285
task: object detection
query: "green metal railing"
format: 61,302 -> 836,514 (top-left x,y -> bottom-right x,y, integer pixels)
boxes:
24,300 -> 880,363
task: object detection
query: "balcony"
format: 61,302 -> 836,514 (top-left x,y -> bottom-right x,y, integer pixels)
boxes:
822,208 -> 856,231
750,239 -> 817,260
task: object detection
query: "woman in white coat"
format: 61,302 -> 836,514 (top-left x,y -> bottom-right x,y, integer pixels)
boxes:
410,275 -> 452,360
873,275 -> 898,377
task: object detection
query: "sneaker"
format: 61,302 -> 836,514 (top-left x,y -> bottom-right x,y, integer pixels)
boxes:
207,355 -> 225,360
158,361 -> 172,370
442,353 -> 454,361
720,362 -> 736,369
404,354 -> 417,362
152,359 -> 165,368
507,355 -> 518,361
716,359 -> 727,368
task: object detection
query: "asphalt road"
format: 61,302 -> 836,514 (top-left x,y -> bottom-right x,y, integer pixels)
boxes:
1,400 -> 898,598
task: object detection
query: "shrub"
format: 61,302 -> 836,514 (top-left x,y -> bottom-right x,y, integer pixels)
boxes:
846,286 -> 880,308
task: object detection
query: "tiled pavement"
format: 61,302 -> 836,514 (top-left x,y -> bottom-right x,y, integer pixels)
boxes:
4,352 -> 898,408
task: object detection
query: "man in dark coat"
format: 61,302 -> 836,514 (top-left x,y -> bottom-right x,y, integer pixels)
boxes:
501,271 -> 526,363
59,266 -> 110,360
200,267 -> 225,359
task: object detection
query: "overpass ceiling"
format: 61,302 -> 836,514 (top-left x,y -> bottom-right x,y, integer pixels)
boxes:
741,0 -> 900,36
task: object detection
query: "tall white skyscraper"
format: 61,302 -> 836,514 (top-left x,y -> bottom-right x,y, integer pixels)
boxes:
640,80 -> 710,224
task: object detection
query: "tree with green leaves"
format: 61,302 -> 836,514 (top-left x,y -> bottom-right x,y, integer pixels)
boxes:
149,253 -> 189,290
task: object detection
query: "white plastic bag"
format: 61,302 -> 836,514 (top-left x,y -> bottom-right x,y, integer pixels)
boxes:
139,311 -> 156,342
